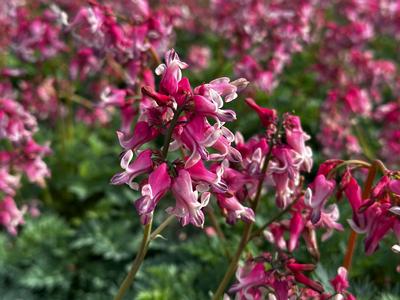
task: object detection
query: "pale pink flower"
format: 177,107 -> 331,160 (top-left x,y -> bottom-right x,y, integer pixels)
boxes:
168,169 -> 210,227
110,149 -> 153,188
0,196 -> 24,235
135,163 -> 171,224
304,174 -> 336,223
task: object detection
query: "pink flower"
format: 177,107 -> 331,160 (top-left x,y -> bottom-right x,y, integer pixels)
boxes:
270,146 -> 301,208
200,77 -> 248,103
245,98 -> 277,130
210,132 -> 242,163
187,45 -> 211,71
315,204 -> 344,241
168,169 -> 210,227
135,163 -> 171,224
192,94 -> 236,122
69,48 -> 99,80
229,261 -> 266,295
0,98 -> 38,143
304,174 -> 336,223
176,116 -> 221,168
110,149 -> 153,188
0,196 -> 25,235
185,160 -> 227,193
288,211 -> 305,252
389,179 -> 400,195
284,114 -> 313,172
264,223 -> 287,251
116,121 -> 158,150
216,194 -> 255,224
344,174 -> 396,255
155,49 -> 188,95
330,267 -> 349,294
343,175 -> 365,231
0,168 -> 20,196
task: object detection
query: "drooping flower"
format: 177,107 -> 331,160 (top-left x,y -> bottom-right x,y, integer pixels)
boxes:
304,174 -> 336,223
135,163 -> 171,224
168,169 -> 210,227
156,49 -> 188,95
216,194 -> 255,225
0,196 -> 25,235
110,149 -> 153,188
245,98 -> 277,130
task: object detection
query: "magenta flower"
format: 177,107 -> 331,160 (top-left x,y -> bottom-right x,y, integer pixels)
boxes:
69,48 -> 99,80
167,169 -> 210,227
0,98 -> 38,143
185,160 -> 227,193
315,204 -> 344,241
0,196 -> 25,235
245,98 -> 277,129
0,168 -> 20,196
210,133 -> 242,163
344,174 -> 397,255
187,45 -> 211,71
330,267 -> 349,294
389,179 -> 400,195
176,116 -> 221,168
135,163 -> 171,224
156,49 -> 188,95
304,174 -> 336,223
270,146 -> 301,208
110,149 -> 153,188
284,114 -> 313,172
264,222 -> 287,251
229,261 -> 266,296
116,121 -> 159,150
192,94 -> 236,122
202,77 -> 248,103
288,211 -> 305,252
216,194 -> 255,224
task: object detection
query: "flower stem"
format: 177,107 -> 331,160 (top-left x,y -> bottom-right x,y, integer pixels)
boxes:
249,199 -> 297,240
114,218 -> 153,300
212,141 -> 274,300
327,160 -> 371,179
161,104 -> 185,158
207,206 -> 232,260
149,215 -> 175,241
114,105 -> 184,299
343,161 -> 377,271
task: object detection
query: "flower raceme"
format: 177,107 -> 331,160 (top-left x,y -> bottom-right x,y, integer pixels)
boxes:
111,49 -> 316,229
111,49 -> 250,227
0,97 -> 51,235
228,254 -> 356,299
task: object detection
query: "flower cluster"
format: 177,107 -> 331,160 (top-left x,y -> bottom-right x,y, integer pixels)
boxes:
244,99 -> 313,209
0,96 -> 50,235
111,49 -> 249,227
313,1 -> 400,164
305,159 -> 400,256
229,253 -> 355,300
181,0 -> 319,93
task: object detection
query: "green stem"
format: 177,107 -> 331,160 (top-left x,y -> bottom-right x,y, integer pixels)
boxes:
212,141 -> 274,300
114,103 -> 185,299
207,206 -> 232,260
149,215 -> 175,241
161,104 -> 185,158
327,160 -> 371,179
353,122 -> 375,161
114,219 -> 153,300
249,199 -> 297,241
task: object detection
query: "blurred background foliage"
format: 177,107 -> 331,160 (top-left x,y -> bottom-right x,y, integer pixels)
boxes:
0,26 -> 399,300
